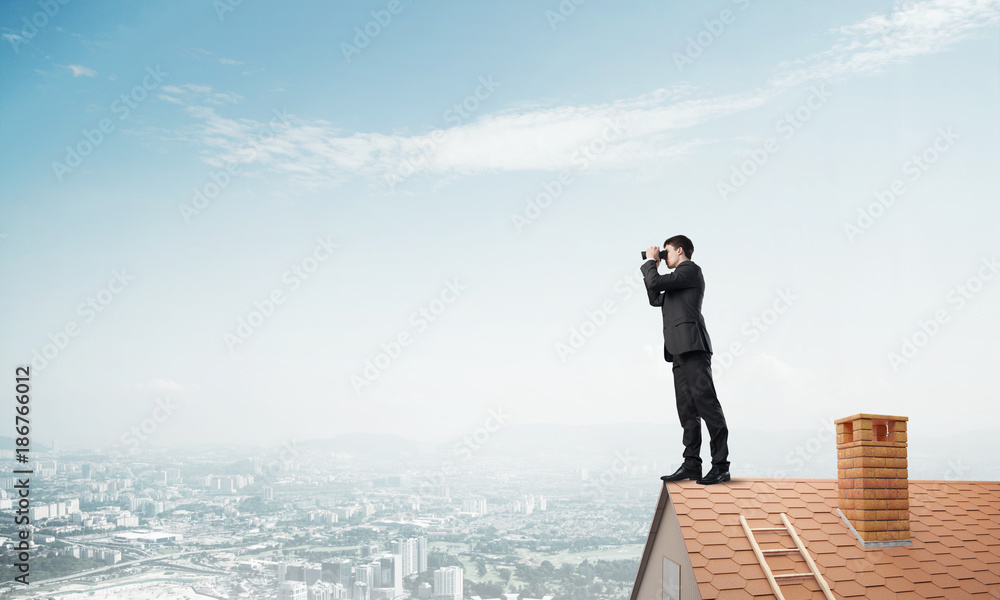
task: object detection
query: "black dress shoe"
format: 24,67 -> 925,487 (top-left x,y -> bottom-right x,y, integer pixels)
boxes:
660,465 -> 702,482
696,466 -> 731,485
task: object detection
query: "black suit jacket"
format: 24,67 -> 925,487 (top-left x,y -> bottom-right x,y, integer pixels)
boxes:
641,259 -> 713,362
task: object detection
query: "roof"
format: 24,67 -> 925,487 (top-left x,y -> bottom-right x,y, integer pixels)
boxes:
630,478 -> 1000,600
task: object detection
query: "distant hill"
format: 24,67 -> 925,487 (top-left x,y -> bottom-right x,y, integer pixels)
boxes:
347,422 -> 1000,480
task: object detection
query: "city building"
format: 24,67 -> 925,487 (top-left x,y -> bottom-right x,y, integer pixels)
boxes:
307,580 -> 343,600
433,566 -> 463,600
355,563 -> 375,589
277,561 -> 321,585
354,581 -> 370,600
376,553 -> 403,598
278,580 -> 307,600
391,536 -> 427,576
462,496 -> 487,516
305,563 -> 323,586
112,530 -> 182,544
417,535 -> 428,572
321,558 -> 352,585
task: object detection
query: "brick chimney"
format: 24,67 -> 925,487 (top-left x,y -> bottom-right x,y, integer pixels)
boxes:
835,413 -> 910,547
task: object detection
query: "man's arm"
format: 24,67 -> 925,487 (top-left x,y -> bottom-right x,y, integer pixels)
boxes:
640,260 -> 699,292
639,259 -> 664,305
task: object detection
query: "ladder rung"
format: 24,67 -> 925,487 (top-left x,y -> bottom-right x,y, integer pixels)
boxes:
741,513 -> 837,600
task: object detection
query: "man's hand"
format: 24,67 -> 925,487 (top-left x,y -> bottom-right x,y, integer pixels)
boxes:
646,246 -> 660,263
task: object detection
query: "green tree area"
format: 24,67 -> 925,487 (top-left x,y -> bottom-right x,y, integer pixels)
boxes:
233,496 -> 282,516
0,554 -> 106,584
466,578 -> 505,598
473,538 -> 517,555
297,547 -> 358,562
427,549 -> 464,570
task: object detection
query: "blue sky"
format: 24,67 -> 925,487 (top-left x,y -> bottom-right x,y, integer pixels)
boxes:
1,0 -> 998,465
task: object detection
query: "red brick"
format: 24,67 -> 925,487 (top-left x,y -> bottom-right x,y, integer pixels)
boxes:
886,519 -> 910,532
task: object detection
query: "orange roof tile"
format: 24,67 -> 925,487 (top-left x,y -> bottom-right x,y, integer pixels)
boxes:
630,479 -> 1000,600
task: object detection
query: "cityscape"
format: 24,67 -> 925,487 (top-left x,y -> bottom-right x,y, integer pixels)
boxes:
0,428 -> 668,600
2,422 -> 995,599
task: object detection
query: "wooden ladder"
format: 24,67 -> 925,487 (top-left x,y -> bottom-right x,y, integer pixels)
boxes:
739,512 -> 836,600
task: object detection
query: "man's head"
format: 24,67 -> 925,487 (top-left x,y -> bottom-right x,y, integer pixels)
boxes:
663,235 -> 693,269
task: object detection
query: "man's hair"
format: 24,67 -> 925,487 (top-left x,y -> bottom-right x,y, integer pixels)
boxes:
663,235 -> 694,259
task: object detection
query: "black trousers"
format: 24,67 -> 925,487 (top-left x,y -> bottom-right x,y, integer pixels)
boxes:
671,350 -> 729,470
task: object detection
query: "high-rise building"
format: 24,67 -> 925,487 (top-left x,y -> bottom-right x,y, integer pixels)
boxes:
417,535 -> 428,573
377,554 -> 403,597
278,581 -> 307,600
321,558 -> 352,585
462,496 -> 487,515
307,581 -> 336,600
391,538 -> 418,577
263,486 -> 274,501
279,562 -> 306,583
353,581 -> 370,600
355,563 -> 375,589
433,566 -> 463,600
305,564 -> 322,586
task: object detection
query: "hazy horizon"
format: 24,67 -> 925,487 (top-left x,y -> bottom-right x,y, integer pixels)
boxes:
11,420 -> 998,481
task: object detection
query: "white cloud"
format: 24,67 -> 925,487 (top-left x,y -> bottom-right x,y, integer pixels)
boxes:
157,94 -> 185,105
169,0 -> 998,193
178,47 -> 212,59
68,64 -> 97,77
770,0 -> 1000,88
158,83 -> 243,107
219,58 -> 243,65
70,32 -> 115,51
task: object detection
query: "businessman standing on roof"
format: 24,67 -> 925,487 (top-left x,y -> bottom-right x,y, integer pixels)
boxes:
642,235 -> 730,485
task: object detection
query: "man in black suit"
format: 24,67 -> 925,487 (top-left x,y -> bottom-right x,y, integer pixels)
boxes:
642,235 -> 730,485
